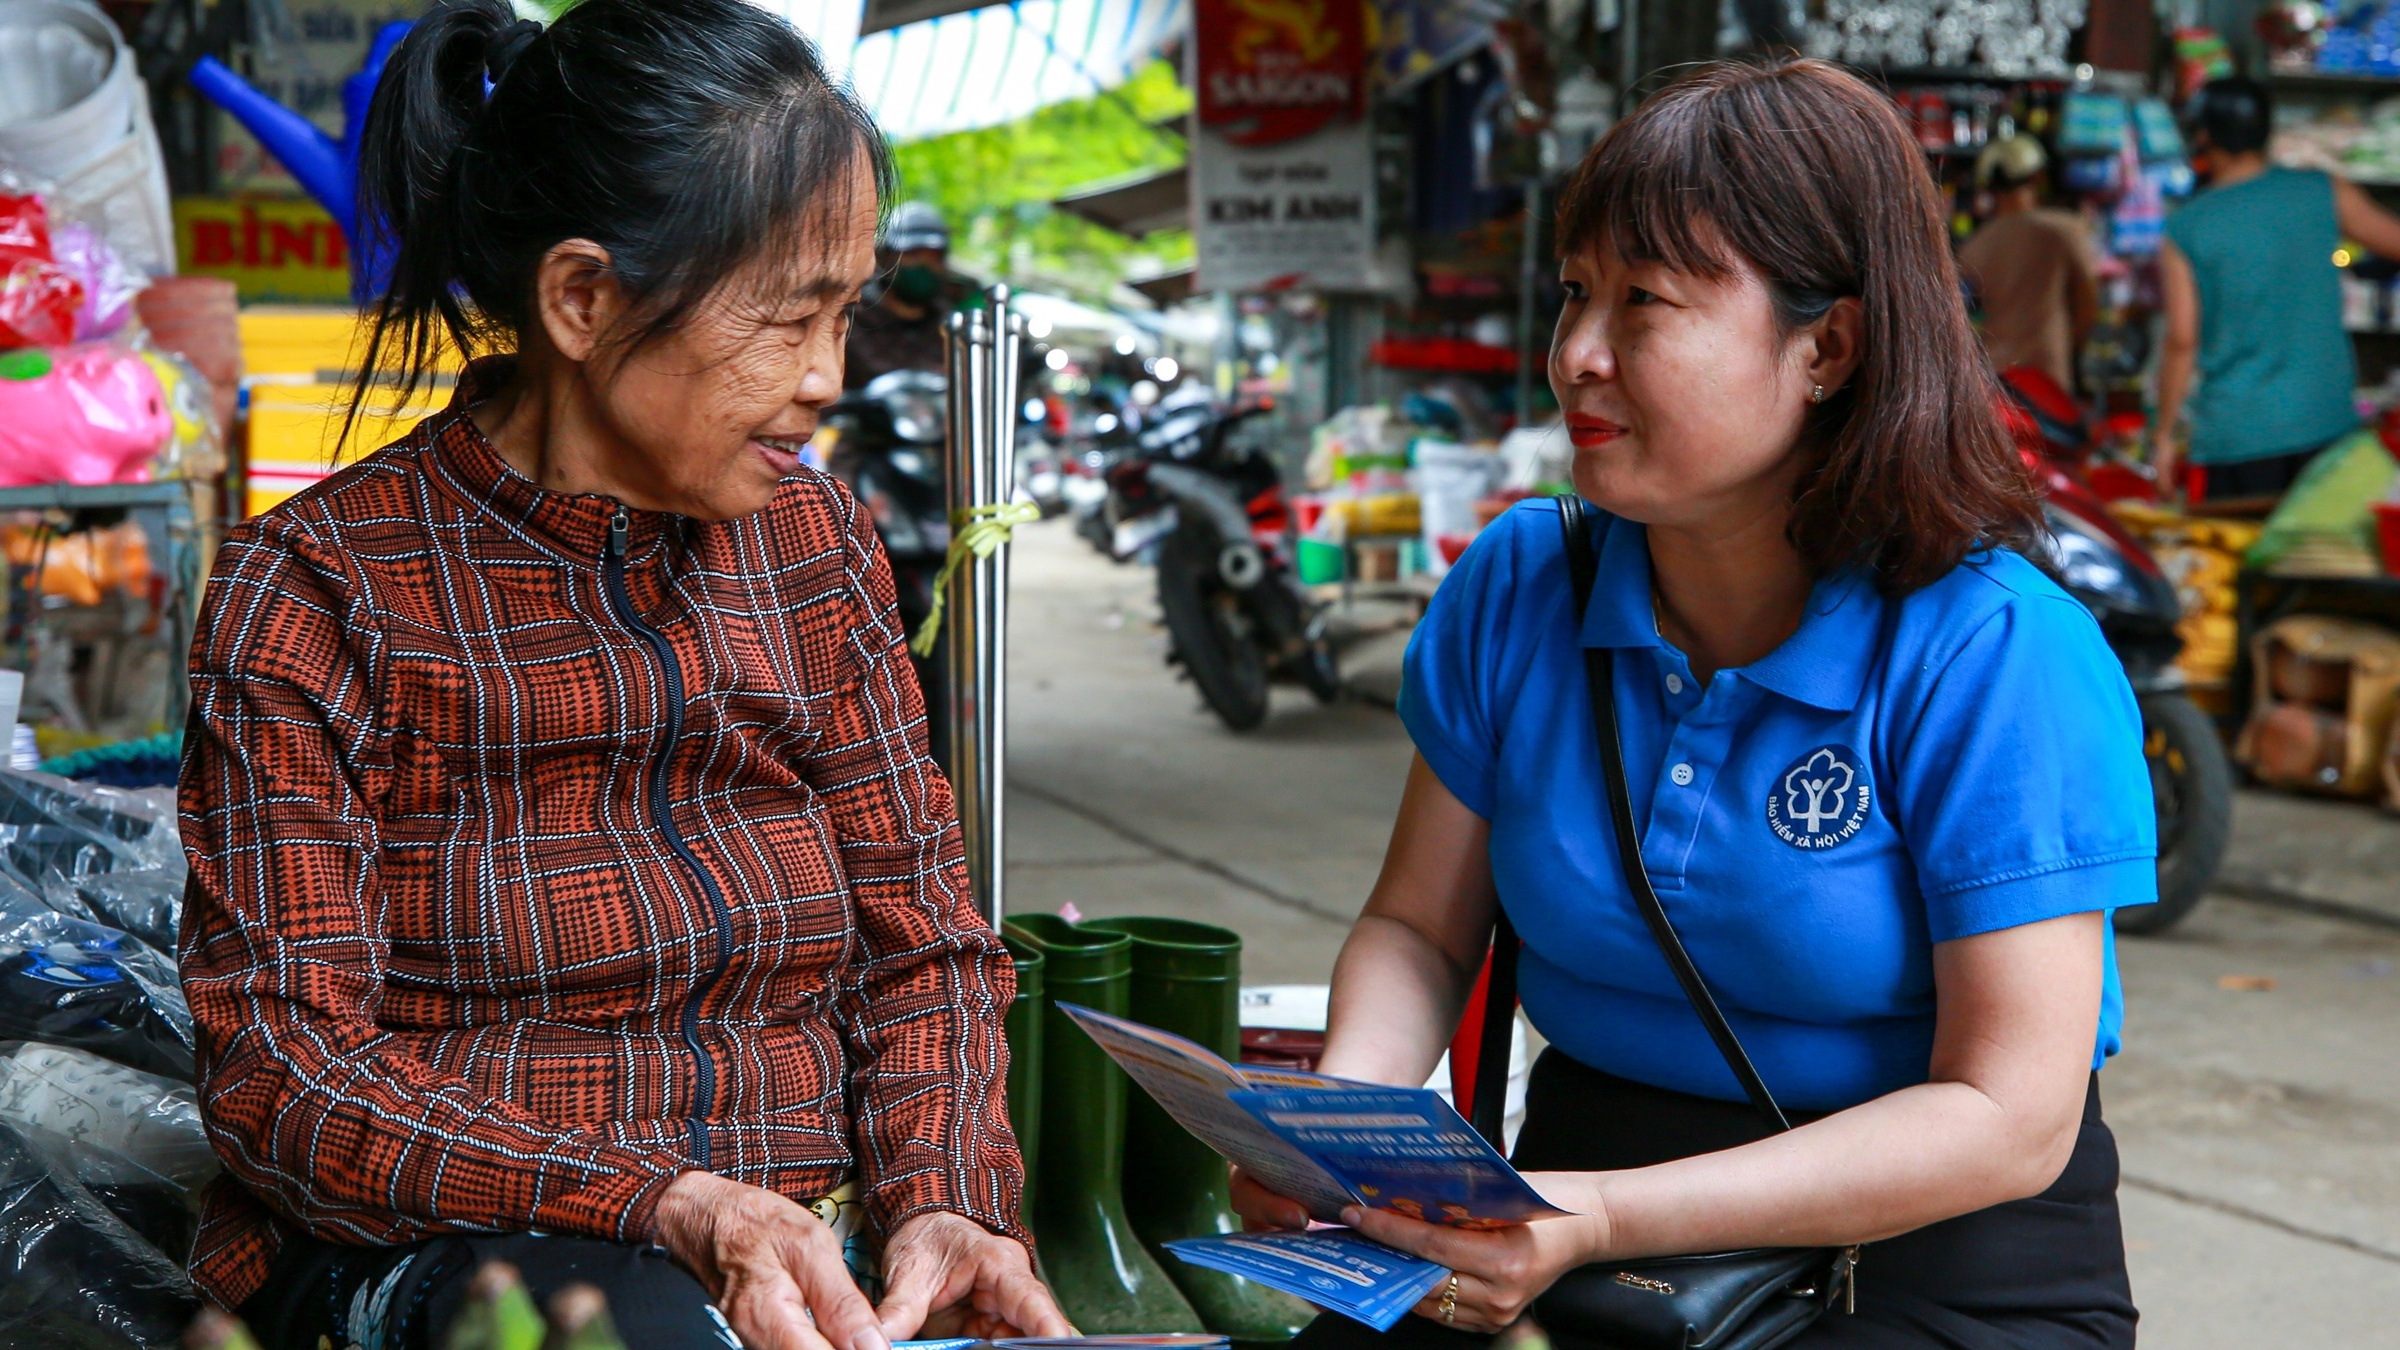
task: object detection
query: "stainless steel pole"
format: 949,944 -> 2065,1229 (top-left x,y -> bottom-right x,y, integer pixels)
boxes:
937,289 -> 1023,932
982,288 -> 1020,932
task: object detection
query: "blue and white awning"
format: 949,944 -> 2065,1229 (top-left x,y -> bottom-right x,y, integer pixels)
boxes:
758,0 -> 1190,143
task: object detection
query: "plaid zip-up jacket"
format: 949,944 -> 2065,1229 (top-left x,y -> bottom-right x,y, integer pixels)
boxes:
178,371 -> 1021,1308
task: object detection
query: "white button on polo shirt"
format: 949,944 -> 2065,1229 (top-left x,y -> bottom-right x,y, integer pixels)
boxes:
1670,762 -> 1695,786
1665,673 -> 1684,695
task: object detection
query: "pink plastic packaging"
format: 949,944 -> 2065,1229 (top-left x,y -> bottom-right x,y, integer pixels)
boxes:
50,224 -> 138,340
0,344 -> 171,486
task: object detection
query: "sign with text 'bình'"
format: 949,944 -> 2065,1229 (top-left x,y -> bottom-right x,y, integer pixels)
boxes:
173,197 -> 351,303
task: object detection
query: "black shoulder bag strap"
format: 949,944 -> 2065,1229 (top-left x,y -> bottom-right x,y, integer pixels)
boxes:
1467,496 -> 1788,1144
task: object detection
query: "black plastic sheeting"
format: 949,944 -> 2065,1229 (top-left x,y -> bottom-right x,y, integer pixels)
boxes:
0,771 -> 207,1347
0,1117 -> 198,1346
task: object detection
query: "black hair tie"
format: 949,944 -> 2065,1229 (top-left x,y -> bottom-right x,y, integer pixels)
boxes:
486,18 -> 545,90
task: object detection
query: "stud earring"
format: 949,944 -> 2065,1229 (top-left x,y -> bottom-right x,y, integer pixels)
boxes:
1809,384 -> 1828,404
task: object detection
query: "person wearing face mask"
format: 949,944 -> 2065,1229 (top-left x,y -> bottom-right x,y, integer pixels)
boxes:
175,4 -> 1068,1348
844,202 -> 967,390
1236,60 -> 2148,1350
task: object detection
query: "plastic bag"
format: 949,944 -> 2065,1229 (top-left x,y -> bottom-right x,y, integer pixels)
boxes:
0,194 -> 47,265
2246,429 -> 2399,574
0,864 -> 193,1082
0,259 -> 83,350
51,224 -> 138,341
0,342 -> 169,486
0,770 -> 174,859
0,925 -> 194,1082
0,1117 -> 198,1348
43,871 -> 179,957
0,193 -> 83,351
0,1043 -> 213,1261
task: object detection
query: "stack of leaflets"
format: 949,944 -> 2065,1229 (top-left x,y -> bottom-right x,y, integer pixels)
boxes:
984,1325 -> 1228,1335
902,1325 -> 1238,1335
1060,1005 -> 1566,1329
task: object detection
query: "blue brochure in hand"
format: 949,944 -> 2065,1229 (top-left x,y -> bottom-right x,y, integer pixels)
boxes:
1058,1003 -> 1563,1228
1165,1229 -> 1449,1330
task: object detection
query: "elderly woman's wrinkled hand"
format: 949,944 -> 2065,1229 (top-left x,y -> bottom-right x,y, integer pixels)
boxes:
874,1209 -> 1075,1340
652,1171 -> 892,1350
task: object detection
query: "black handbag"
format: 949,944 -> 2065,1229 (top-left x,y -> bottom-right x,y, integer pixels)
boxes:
1458,494 -> 1856,1350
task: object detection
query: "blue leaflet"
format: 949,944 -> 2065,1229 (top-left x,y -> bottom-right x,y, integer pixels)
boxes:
1166,1229 -> 1449,1331
1227,1085 -> 1559,1227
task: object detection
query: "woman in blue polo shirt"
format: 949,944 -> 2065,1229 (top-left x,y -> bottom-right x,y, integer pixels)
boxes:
1235,60 -> 2148,1350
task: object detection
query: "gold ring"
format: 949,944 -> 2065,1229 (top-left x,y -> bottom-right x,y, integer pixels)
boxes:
1438,1273 -> 1459,1325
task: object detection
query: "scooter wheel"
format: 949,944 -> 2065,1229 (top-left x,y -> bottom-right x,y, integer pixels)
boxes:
2117,692 -> 2233,936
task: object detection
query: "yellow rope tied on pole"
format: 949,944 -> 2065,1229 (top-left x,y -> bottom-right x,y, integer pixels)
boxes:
910,500 -> 1042,657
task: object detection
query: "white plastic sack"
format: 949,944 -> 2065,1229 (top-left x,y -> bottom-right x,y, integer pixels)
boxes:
0,0 -> 176,276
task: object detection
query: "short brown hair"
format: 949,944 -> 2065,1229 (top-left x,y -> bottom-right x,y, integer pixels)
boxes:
1554,58 -> 2037,594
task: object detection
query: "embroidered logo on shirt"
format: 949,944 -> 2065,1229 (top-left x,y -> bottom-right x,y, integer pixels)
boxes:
1766,745 -> 1871,850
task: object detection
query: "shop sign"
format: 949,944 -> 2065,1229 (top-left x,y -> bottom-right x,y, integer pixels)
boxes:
1190,0 -> 1375,292
172,197 -> 352,304
1191,118 -> 1376,293
1194,0 -> 1367,146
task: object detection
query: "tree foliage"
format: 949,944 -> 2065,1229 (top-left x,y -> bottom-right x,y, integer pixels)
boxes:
888,59 -> 1194,304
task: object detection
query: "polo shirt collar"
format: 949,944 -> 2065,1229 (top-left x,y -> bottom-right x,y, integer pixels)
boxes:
1577,514 -> 1885,712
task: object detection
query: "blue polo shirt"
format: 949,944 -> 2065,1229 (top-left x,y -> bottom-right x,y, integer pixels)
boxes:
1400,500 -> 2155,1112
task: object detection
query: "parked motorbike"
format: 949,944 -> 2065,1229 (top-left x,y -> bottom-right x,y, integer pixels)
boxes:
820,369 -> 953,761
2001,367 -> 2232,934
1089,390 -> 1339,730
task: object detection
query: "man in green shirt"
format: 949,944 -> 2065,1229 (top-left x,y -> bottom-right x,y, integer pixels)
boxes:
2155,77 -> 2400,502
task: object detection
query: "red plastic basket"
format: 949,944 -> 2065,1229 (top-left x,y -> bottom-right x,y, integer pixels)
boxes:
2375,501 -> 2400,576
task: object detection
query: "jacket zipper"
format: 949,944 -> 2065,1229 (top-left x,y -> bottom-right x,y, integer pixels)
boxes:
603,509 -> 733,1167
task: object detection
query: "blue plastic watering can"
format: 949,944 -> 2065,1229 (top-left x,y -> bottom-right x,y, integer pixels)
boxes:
187,21 -> 412,303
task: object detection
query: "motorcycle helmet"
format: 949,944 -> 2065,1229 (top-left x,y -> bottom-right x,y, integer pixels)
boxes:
883,201 -> 951,255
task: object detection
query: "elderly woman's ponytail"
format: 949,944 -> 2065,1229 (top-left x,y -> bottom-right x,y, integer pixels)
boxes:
344,0 -> 891,450
348,0 -> 517,443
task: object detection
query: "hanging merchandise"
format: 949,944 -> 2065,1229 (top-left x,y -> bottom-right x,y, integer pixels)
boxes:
2173,26 -> 2236,98
1805,0 -> 2088,76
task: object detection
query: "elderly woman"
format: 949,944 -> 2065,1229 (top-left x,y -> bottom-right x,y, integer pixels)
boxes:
175,3 -> 1065,1348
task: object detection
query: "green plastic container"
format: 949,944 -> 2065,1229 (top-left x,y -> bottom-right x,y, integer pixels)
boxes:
1296,537 -> 1346,586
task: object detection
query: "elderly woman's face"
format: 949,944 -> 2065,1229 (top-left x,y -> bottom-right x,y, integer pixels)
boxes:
580,165 -> 881,521
1548,242 -> 1828,529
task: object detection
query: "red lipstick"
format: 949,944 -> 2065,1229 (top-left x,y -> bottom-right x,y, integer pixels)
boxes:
1563,414 -> 1626,449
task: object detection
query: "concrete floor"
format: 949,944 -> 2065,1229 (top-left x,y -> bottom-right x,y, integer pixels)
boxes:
997,519 -> 2400,1346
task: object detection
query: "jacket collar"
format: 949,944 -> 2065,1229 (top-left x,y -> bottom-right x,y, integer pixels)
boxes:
1577,512 -> 1884,713
426,357 -> 677,567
